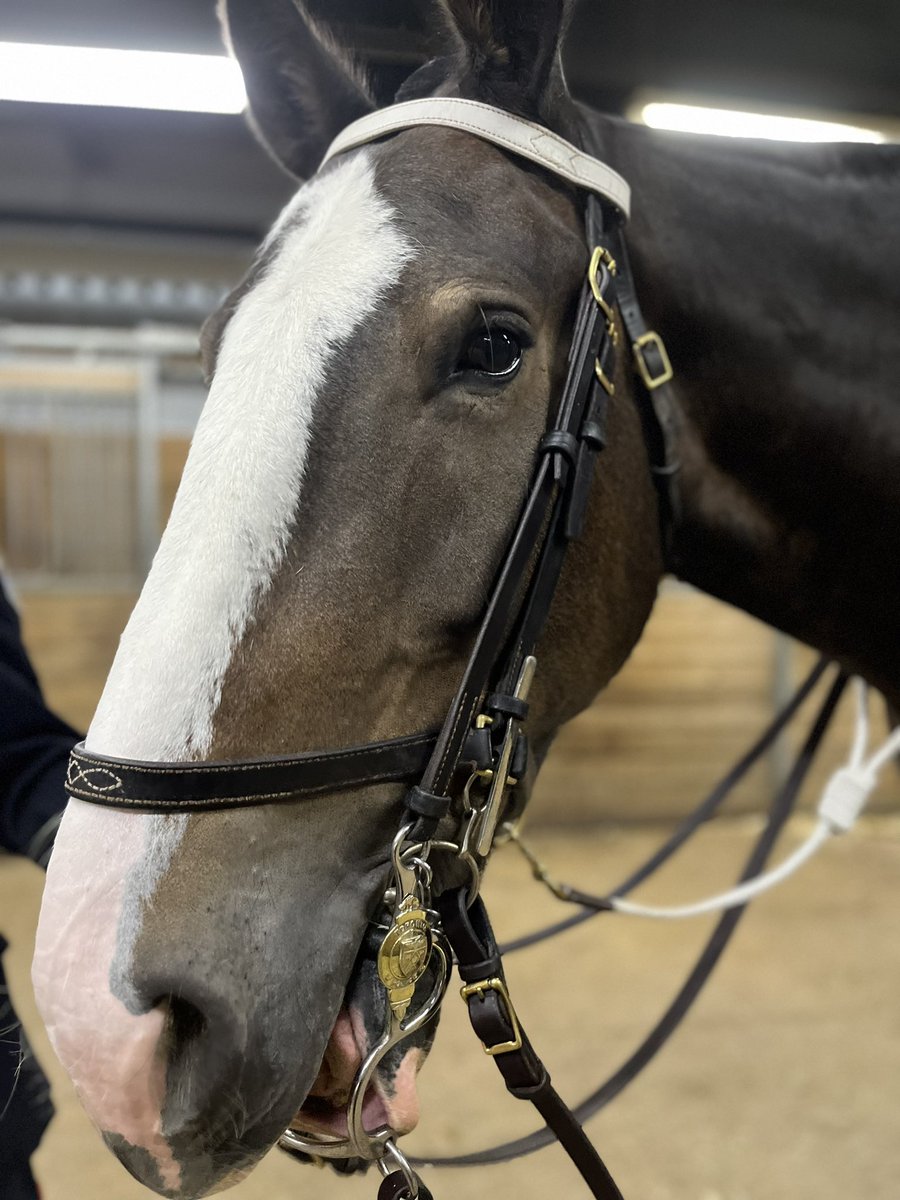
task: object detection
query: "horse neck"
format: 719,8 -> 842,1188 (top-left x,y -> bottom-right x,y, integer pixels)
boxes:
593,116 -> 900,704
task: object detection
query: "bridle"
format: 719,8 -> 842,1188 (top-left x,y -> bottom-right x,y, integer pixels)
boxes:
62,99 -> 821,1200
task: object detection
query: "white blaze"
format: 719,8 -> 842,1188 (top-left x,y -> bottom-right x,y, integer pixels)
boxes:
89,150 -> 413,761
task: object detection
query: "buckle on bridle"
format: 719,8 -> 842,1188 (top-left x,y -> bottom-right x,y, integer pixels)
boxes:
589,245 -> 618,324
633,330 -> 674,390
471,656 -> 537,858
459,976 -> 524,1057
594,359 -> 616,396
589,244 -> 618,285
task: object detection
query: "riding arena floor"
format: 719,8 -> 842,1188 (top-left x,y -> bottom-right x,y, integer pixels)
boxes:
4,814 -> 899,1200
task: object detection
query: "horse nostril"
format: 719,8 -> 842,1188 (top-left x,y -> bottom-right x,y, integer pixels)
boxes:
152,992 -> 245,1136
161,994 -> 210,1074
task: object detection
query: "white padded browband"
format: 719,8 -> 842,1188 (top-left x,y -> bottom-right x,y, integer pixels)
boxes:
321,97 -> 631,219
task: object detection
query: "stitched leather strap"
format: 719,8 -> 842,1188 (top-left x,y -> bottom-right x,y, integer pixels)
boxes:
65,732 -> 439,812
321,98 -> 632,219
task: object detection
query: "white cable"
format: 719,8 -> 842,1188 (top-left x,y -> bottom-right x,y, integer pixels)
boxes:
609,679 -> 893,920
866,723 -> 900,776
610,822 -> 832,919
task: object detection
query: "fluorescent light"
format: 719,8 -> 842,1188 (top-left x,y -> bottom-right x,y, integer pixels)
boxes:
640,101 -> 886,144
0,41 -> 247,114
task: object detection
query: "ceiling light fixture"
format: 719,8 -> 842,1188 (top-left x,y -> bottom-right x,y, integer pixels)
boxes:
0,41 -> 246,114
639,101 -> 886,144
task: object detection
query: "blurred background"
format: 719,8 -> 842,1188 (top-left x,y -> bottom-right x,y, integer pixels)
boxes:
1,1 -> 899,1198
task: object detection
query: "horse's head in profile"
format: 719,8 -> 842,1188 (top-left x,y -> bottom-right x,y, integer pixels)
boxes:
32,1 -> 663,1195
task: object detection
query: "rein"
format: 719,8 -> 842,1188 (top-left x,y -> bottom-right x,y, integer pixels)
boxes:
63,100 -> 783,1200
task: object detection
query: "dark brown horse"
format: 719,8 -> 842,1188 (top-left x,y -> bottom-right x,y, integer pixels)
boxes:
32,1 -> 900,1196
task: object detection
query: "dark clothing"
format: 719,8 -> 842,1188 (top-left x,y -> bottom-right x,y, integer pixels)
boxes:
0,580 -> 78,859
0,575 -> 79,1192
1,1161 -> 40,1200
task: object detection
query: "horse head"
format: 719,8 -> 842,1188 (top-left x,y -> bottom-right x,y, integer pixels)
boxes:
33,1 -> 663,1195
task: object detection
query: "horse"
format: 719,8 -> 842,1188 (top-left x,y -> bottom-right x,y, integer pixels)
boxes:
31,0 -> 900,1197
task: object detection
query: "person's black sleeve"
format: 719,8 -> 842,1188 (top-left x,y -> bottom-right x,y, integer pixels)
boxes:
0,578 -> 80,862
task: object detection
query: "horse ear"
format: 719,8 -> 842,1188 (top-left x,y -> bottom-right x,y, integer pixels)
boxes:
219,0 -> 375,179
436,0 -> 575,117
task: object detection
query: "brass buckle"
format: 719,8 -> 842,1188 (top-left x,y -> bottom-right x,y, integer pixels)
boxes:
589,245 -> 618,286
589,246 -> 617,322
459,977 -> 523,1056
633,331 -> 674,390
594,359 -> 615,396
473,656 -> 536,859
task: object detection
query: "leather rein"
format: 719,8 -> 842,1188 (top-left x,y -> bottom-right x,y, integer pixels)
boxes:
63,100 -> 760,1200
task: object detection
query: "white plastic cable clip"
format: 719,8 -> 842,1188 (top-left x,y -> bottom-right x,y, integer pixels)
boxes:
817,765 -> 876,834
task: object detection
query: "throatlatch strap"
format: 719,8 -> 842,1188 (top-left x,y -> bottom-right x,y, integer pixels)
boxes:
604,226 -> 681,553
438,889 -> 626,1200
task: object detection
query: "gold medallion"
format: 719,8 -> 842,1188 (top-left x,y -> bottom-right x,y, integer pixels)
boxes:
378,899 -> 433,1019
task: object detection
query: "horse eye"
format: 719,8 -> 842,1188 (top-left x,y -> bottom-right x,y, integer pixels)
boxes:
457,328 -> 523,379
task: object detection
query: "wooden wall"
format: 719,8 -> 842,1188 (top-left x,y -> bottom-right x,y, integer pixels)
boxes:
17,585 -> 898,825
18,590 -> 137,730
0,432 -> 190,574
530,592 -> 900,822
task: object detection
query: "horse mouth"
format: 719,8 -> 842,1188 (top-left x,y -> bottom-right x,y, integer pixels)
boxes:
289,1005 -> 420,1142
290,1088 -> 390,1140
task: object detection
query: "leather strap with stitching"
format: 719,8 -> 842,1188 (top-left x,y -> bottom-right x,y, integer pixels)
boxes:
65,732 -> 439,812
